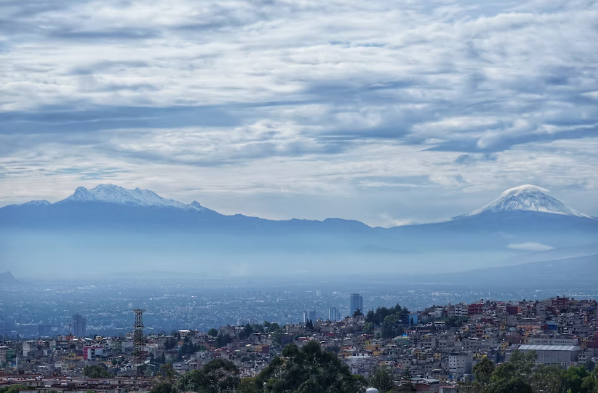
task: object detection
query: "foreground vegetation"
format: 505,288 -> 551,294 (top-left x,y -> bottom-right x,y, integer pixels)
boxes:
462,351 -> 598,393
147,342 -> 598,393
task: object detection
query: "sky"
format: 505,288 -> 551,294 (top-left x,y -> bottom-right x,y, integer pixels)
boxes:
1,0 -> 597,226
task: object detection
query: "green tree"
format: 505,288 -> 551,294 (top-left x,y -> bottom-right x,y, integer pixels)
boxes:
397,367 -> 415,392
177,359 -> 240,393
530,365 -> 566,393
370,366 -> 394,392
83,365 -> 112,378
486,377 -> 533,393
254,341 -> 366,393
471,356 -> 495,392
160,363 -> 176,383
486,352 -> 535,393
580,365 -> 598,392
207,328 -> 218,337
509,350 -> 537,377
353,309 -> 363,317
149,382 -> 176,393
215,333 -> 232,348
237,378 -> 260,393
564,365 -> 590,393
0,385 -> 28,393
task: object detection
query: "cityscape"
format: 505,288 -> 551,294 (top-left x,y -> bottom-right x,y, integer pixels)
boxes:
1,289 -> 598,392
2,0 -> 598,392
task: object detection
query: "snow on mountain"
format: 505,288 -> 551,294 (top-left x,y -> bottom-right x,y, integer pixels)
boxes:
468,185 -> 590,217
20,200 -> 51,206
57,184 -> 209,212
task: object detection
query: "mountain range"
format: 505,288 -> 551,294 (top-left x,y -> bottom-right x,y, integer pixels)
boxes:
0,184 -> 596,277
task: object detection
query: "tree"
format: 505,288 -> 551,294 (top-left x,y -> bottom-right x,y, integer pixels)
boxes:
207,328 -> 218,337
485,377 -> 533,393
177,359 -> 240,393
83,365 -> 112,378
160,363 -> 176,383
353,309 -> 363,317
509,350 -> 537,378
253,341 -> 366,393
580,365 -> 598,393
472,357 -> 495,391
530,365 -> 566,393
164,337 -> 178,350
215,333 -> 232,348
486,354 -> 535,393
237,378 -> 260,393
363,322 -> 374,334
397,367 -> 415,392
149,382 -> 176,393
0,385 -> 28,393
564,365 -> 590,393
370,367 -> 394,392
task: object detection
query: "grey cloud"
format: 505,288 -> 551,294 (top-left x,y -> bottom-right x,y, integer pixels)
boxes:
454,153 -> 498,165
1,0 -> 598,208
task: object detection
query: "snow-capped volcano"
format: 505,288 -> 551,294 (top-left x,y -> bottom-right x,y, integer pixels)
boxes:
468,185 -> 589,217
57,184 -> 209,212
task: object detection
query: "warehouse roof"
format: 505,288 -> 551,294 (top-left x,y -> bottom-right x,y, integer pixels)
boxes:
519,345 -> 580,351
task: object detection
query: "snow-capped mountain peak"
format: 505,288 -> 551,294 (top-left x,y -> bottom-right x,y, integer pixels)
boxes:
58,184 -> 209,212
20,200 -> 51,207
468,184 -> 589,217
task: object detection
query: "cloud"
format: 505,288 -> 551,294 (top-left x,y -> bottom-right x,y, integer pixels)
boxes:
454,153 -> 498,165
0,0 -> 597,220
507,242 -> 554,252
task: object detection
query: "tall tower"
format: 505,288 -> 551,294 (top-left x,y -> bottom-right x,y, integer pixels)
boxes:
350,293 -> 363,316
72,313 -> 86,337
132,309 -> 145,375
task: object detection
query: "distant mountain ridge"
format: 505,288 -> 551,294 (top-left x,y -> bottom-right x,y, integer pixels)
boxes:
0,184 -> 596,276
0,271 -> 18,284
57,184 -> 213,213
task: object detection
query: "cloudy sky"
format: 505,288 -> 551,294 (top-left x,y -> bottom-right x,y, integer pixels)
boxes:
1,0 -> 597,226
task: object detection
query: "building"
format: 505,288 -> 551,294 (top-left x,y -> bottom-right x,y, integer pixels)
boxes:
350,293 -> 363,316
303,310 -> 316,323
517,344 -> 581,366
448,352 -> 472,377
22,340 -> 37,357
83,345 -> 104,361
72,313 -> 86,337
328,307 -> 341,321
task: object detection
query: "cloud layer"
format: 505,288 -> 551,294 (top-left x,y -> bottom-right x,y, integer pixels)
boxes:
1,0 -> 597,224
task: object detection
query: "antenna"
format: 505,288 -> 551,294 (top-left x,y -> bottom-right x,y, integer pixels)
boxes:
133,309 -> 145,376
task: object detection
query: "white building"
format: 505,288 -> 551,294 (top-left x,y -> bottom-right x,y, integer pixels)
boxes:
517,345 -> 581,366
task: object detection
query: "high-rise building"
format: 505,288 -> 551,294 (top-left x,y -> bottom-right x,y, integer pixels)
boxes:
328,307 -> 340,321
350,293 -> 363,316
72,313 -> 86,337
303,310 -> 317,323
